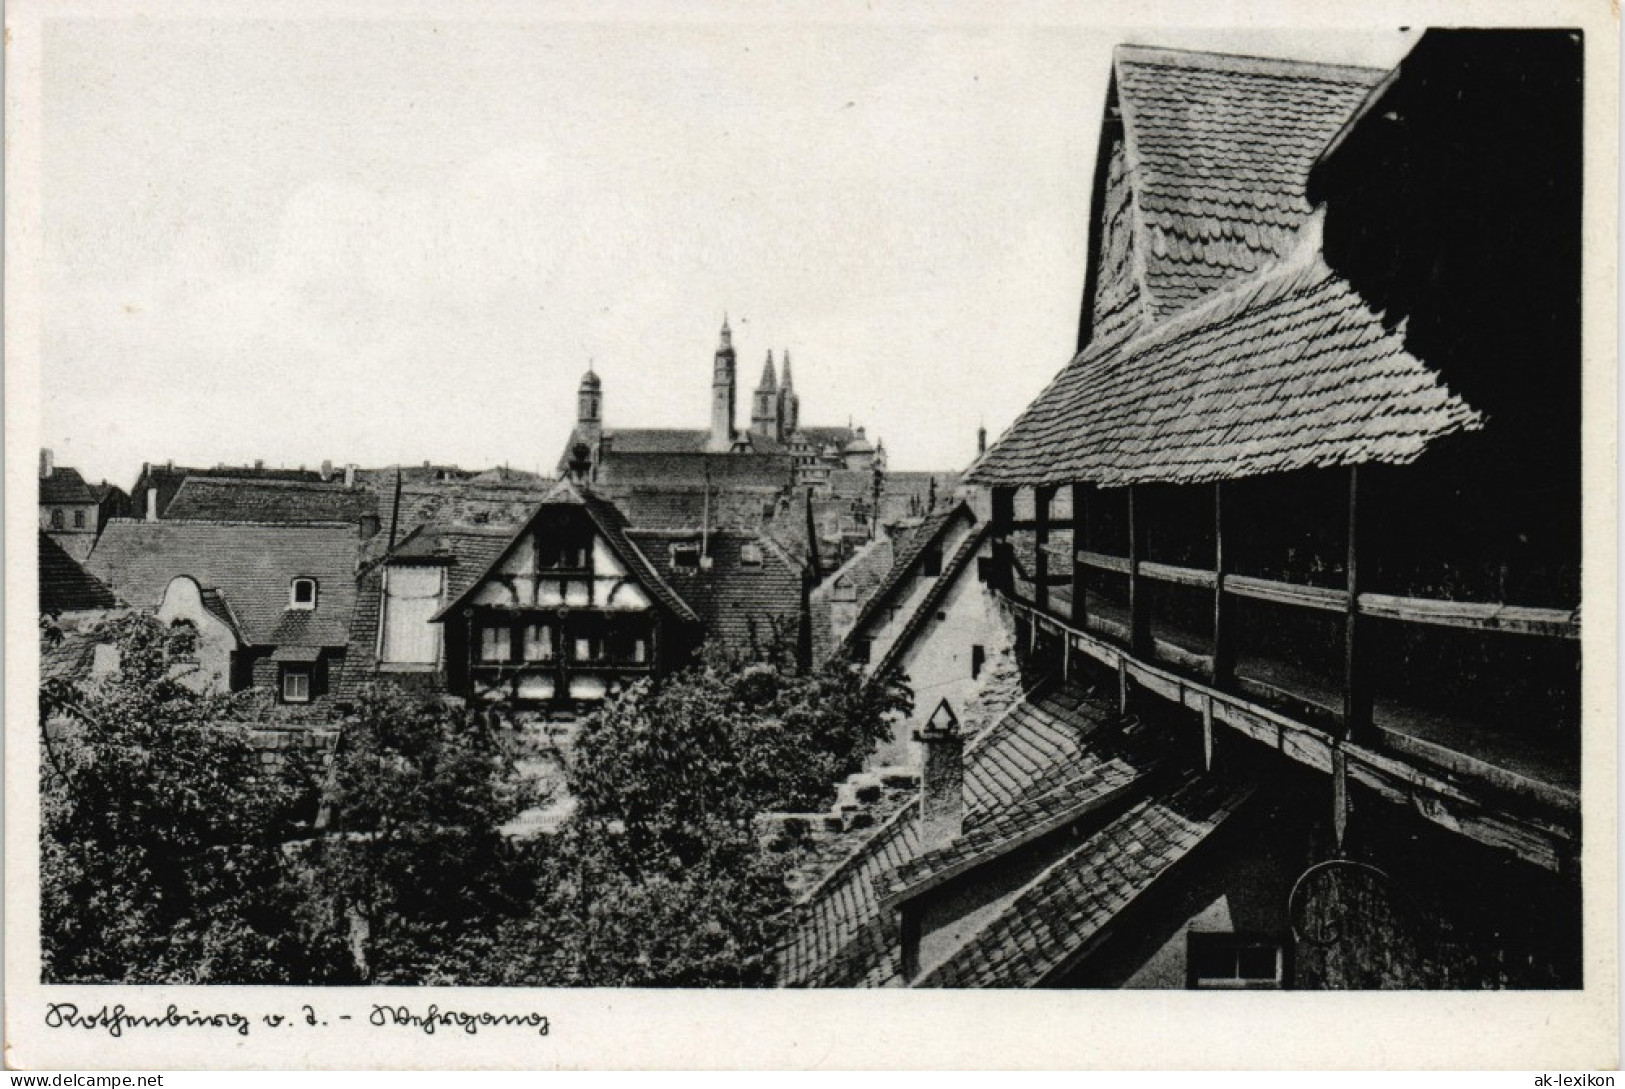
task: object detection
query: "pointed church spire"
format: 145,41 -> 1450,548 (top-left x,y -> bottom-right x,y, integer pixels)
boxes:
780,349 -> 793,389
759,349 -> 778,391
719,314 -> 732,350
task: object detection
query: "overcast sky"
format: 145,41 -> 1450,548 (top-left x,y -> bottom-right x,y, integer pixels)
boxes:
38,11 -> 1418,487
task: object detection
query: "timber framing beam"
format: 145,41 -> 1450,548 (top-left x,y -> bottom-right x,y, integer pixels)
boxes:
1007,597 -> 1578,874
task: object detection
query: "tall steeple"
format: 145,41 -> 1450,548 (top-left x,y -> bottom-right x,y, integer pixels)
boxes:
708,316 -> 737,452
778,348 -> 800,437
751,349 -> 781,440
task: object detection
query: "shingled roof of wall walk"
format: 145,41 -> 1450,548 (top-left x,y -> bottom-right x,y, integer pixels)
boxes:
1112,46 -> 1387,320
779,682 -> 1167,988
969,242 -> 1483,489
915,770 -> 1256,987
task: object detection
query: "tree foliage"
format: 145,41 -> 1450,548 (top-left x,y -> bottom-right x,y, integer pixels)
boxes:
40,613 -> 327,983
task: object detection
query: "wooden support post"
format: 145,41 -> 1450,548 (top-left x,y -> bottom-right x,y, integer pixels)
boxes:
1070,483 -> 1089,629
990,486 -> 1015,595
1343,467 -> 1371,743
1062,637 -> 1072,682
1034,484 -> 1054,612
1201,693 -> 1215,772
1212,482 -> 1233,689
1127,485 -> 1150,655
1117,656 -> 1130,715
1332,745 -> 1350,852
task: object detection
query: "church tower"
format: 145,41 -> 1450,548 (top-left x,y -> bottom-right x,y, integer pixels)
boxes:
708,317 -> 737,452
751,350 -> 781,440
577,365 -> 603,441
778,349 -> 801,437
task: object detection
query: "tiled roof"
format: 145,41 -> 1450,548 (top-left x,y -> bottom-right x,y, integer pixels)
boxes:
39,532 -> 119,613
969,248 -> 1482,488
390,481 -> 557,538
432,483 -> 701,625
628,530 -> 805,656
845,504 -> 976,646
86,520 -> 359,647
827,470 -> 876,501
870,522 -> 988,680
780,683 -> 1127,987
41,628 -> 103,684
40,467 -> 96,505
1114,46 -> 1385,319
917,772 -> 1255,987
163,477 -> 379,524
794,426 -> 858,450
332,523 -> 512,702
601,429 -> 712,454
600,450 -> 794,491
135,464 -> 325,519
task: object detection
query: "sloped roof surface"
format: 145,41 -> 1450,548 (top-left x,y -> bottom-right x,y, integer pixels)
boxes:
870,523 -> 988,679
39,532 -> 119,613
164,477 -> 379,524
432,484 -> 700,625
780,683 -> 1129,987
602,429 -> 711,454
917,771 -> 1254,986
969,251 -> 1482,488
86,520 -> 358,646
40,467 -> 97,505
846,504 -> 975,643
1115,46 -> 1384,318
627,530 -> 805,655
333,523 -> 513,702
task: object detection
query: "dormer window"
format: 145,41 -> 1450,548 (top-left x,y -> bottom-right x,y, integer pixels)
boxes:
290,578 -> 318,610
740,542 -> 764,568
671,542 -> 702,570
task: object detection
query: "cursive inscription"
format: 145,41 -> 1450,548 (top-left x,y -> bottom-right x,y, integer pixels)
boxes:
368,1004 -> 550,1036
44,1003 -> 251,1038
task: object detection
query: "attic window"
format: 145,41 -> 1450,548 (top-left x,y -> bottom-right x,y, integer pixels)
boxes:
740,542 -> 764,568
671,542 -> 702,570
922,545 -> 944,578
290,578 -> 318,610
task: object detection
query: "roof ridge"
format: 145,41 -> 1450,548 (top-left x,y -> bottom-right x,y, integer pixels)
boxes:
176,476 -> 357,490
103,517 -> 358,529
1114,43 -> 1389,83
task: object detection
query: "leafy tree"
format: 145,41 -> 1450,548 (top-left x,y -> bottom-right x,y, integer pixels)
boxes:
487,645 -> 912,986
297,686 -> 540,983
40,613 -> 330,983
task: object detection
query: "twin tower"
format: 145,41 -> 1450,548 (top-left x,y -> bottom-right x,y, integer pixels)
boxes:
711,317 -> 801,451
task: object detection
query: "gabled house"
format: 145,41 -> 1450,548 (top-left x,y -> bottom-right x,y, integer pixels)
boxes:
39,450 -> 102,562
129,461 -> 326,522
85,520 -> 360,704
821,503 -> 1015,766
342,482 -> 702,708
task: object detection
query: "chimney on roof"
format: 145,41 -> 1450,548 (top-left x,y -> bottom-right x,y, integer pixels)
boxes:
146,488 -> 159,522
344,463 -> 357,489
166,459 -> 174,472
977,423 -> 987,456
254,459 -> 265,471
320,459 -> 333,481
39,448 -> 53,480
915,699 -> 964,849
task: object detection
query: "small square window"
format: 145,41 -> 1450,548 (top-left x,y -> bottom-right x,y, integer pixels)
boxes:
1186,932 -> 1285,990
740,542 -> 764,567
282,667 -> 312,704
922,546 -> 943,578
50,509 -> 64,529
851,637 -> 872,665
481,624 -> 512,662
671,543 -> 702,569
290,578 -> 318,609
73,510 -> 86,529
971,644 -> 986,680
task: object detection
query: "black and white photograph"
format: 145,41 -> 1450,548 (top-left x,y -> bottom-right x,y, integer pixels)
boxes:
6,0 -> 1617,1072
